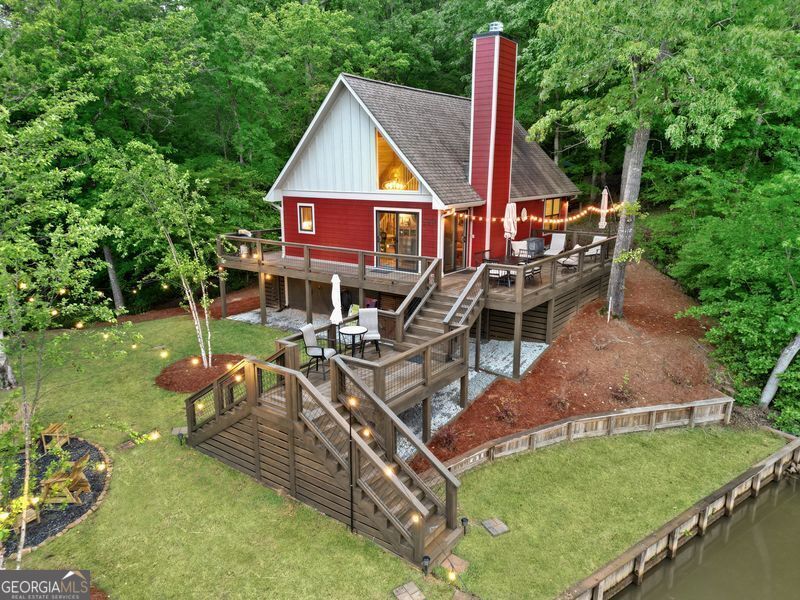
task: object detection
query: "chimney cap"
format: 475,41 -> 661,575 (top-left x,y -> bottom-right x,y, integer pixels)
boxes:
488,21 -> 504,32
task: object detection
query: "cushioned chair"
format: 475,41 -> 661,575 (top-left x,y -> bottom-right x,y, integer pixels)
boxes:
358,308 -> 381,358
557,244 -> 582,271
510,240 -> 529,258
301,323 -> 337,380
544,233 -> 567,256
585,236 -> 607,260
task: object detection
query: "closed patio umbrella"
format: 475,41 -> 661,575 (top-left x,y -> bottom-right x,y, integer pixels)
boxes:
503,202 -> 518,256
330,274 -> 343,326
599,187 -> 609,229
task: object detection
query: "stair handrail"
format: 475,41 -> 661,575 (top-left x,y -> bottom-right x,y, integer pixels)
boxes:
332,356 -> 461,488
252,358 -> 431,528
443,262 -> 488,328
394,258 -> 441,338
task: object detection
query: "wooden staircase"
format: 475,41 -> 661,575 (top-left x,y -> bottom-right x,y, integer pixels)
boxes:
185,350 -> 463,566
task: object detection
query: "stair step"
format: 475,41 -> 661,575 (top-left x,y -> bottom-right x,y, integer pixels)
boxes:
425,526 -> 464,566
407,324 -> 443,337
413,315 -> 445,330
426,299 -> 455,311
403,333 -> 428,346
419,307 -> 448,318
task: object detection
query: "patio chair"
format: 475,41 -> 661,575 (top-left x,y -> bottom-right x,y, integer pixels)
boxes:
41,453 -> 91,505
543,233 -> 566,256
358,308 -> 381,358
584,236 -> 607,260
557,245 -> 582,272
300,323 -> 337,380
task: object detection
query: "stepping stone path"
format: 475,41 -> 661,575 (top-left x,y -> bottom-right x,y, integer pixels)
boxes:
393,581 -> 425,600
482,517 -> 510,537
443,553 -> 469,574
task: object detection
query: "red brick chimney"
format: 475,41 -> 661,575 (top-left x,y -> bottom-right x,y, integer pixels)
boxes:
469,21 -> 517,263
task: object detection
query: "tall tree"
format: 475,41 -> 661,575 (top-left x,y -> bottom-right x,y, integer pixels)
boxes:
528,0 -> 754,316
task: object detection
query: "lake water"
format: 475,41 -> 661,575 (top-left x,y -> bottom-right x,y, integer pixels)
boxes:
616,476 -> 800,600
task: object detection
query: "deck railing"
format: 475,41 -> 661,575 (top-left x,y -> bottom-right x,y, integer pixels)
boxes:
443,263 -> 489,329
337,325 -> 470,409
482,235 -> 616,307
217,233 -> 436,284
333,357 -> 460,533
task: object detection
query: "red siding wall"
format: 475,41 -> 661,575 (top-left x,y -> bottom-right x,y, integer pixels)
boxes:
282,196 -> 438,263
469,33 -> 517,265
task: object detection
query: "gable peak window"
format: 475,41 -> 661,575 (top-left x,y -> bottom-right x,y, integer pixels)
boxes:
376,131 -> 419,191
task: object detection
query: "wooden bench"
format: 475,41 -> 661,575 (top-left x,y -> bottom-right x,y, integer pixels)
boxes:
41,453 -> 91,505
40,423 -> 69,451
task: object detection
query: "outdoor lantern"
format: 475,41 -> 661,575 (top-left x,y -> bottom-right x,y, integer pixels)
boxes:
461,516 -> 469,535
421,555 -> 431,576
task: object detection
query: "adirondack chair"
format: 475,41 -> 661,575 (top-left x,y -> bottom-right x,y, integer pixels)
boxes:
40,423 -> 69,451
41,453 -> 91,505
13,507 -> 40,534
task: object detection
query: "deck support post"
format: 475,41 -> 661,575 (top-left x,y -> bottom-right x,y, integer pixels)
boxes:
474,310 -> 482,371
459,374 -> 469,408
258,273 -> 267,326
544,299 -> 555,343
422,396 -> 432,442
304,279 -> 312,324
512,310 -> 523,379
633,550 -> 647,585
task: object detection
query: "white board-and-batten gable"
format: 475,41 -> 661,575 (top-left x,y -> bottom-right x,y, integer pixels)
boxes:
265,76 -> 437,204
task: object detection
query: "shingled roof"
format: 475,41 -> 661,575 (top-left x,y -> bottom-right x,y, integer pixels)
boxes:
342,74 -> 579,206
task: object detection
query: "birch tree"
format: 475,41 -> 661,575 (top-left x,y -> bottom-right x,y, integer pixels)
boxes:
98,142 -> 216,367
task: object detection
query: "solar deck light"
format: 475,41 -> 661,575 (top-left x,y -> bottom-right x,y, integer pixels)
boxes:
384,465 -> 394,477
191,357 -> 200,366
448,570 -> 456,583
27,297 -> 34,303
234,374 -> 243,382
159,350 -> 169,359
148,430 -> 161,441
131,343 -> 138,350
58,288 -> 67,295
411,513 -> 420,524
421,555 -> 431,575
18,282 -> 27,290
102,333 -> 109,340
95,462 -> 107,472
50,309 -> 59,316
162,283 -> 169,290
361,427 -> 370,438
196,402 -> 205,412
75,321 -> 84,329
461,516 -> 469,535
226,362 -> 234,370
347,396 -> 358,408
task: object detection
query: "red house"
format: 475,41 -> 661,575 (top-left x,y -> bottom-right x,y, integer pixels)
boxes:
266,22 -> 578,275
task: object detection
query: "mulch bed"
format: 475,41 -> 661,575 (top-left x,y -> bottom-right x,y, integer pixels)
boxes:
118,286 -> 259,324
417,262 -> 724,465
4,438 -> 108,557
155,353 -> 245,393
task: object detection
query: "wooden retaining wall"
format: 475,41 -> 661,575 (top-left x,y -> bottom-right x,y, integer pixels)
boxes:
558,431 -> 800,600
422,397 -> 735,487
486,271 -> 609,343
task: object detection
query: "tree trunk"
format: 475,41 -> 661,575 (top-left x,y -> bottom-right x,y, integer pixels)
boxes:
0,330 -> 16,389
553,124 -> 561,166
607,126 -> 649,318
103,245 -> 125,311
759,333 -> 800,408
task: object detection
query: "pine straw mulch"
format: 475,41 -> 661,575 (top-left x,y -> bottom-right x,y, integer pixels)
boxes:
418,262 -> 725,465
154,354 -> 245,393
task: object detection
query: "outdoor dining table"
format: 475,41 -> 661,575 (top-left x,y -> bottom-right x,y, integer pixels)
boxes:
338,325 -> 368,357
487,256 -> 528,287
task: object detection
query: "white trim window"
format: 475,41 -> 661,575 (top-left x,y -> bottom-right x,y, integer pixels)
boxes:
298,203 -> 315,234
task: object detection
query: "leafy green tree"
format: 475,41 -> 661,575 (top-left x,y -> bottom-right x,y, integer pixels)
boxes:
0,97 -> 122,565
527,0 -> 783,316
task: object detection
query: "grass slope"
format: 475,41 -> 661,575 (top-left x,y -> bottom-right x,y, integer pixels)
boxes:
453,427 -> 784,600
19,317 -> 450,600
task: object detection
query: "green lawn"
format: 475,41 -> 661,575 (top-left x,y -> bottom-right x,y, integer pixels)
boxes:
17,317 -> 452,600
10,316 -> 785,599
452,427 -> 784,600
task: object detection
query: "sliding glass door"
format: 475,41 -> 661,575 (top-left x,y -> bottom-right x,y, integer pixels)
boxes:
375,210 -> 420,271
443,210 -> 469,273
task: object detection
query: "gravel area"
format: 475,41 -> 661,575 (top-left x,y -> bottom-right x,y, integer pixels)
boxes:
471,338 -> 549,377
5,438 -> 108,556
228,308 -> 329,331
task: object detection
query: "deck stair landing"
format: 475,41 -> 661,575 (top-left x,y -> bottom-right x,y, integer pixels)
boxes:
185,349 -> 463,567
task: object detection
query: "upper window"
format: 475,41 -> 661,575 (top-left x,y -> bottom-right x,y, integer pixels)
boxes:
376,131 -> 419,191
298,203 -> 315,234
544,199 -> 562,230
